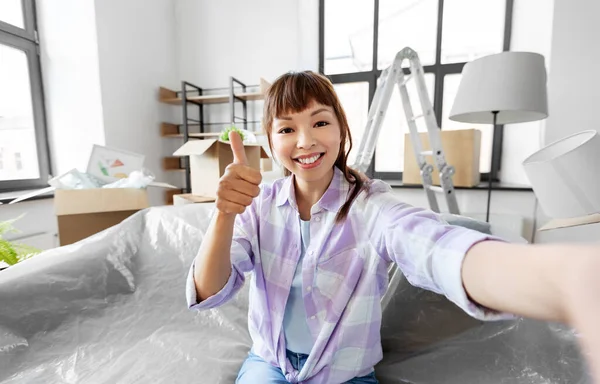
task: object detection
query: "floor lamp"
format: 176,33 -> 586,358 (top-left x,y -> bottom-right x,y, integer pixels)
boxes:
449,52 -> 548,222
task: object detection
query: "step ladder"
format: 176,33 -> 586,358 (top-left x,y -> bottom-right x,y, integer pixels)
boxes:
352,47 -> 460,215
352,47 -> 462,311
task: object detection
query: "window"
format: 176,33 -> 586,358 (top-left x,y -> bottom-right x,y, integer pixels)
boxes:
0,0 -> 50,192
333,82 -> 370,166
320,0 -> 514,181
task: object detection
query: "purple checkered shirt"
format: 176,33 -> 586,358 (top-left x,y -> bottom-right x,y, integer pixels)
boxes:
187,167 -> 508,383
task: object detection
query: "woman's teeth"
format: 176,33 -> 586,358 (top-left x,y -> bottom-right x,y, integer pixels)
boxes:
298,154 -> 321,164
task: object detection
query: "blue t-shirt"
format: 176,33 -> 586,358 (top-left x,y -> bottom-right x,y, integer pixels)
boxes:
282,219 -> 314,354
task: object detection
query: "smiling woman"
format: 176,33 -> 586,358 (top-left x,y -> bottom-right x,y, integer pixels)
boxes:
262,71 -> 368,223
188,70 -> 600,384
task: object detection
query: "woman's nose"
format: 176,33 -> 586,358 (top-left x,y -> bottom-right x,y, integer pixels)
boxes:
296,128 -> 316,149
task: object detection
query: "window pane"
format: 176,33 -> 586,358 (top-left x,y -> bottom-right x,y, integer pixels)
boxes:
375,73 -> 435,173
325,0 -> 374,75
378,0 -> 438,69
0,43 -> 40,181
441,0 -> 505,64
0,0 -> 24,29
442,74 -> 492,173
334,82 -> 370,166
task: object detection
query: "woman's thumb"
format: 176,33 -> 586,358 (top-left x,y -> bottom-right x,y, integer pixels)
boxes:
229,131 -> 248,165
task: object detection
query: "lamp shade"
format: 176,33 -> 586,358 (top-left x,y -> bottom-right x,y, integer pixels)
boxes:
449,52 -> 548,124
523,130 -> 600,219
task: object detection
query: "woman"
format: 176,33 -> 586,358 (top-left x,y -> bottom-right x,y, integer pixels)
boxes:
187,71 -> 600,384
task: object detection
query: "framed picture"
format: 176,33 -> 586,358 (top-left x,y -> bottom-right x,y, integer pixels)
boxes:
87,145 -> 145,182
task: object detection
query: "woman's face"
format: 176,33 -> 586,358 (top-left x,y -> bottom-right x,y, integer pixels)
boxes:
271,101 -> 342,184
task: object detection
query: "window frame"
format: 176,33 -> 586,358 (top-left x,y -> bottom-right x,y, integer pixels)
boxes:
319,0 -> 514,182
0,0 -> 51,193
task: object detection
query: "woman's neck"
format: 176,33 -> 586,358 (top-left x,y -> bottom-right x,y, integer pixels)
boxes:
294,168 -> 334,220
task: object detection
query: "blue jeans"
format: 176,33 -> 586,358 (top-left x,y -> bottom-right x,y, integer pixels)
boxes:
236,349 -> 379,383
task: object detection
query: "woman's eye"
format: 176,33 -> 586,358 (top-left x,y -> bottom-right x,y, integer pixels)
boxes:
278,127 -> 294,134
315,121 -> 329,127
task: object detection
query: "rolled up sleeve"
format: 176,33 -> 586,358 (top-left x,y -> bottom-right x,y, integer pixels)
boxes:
370,187 -> 514,321
186,205 -> 257,311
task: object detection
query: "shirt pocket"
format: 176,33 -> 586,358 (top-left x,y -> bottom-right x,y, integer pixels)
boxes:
314,249 -> 364,318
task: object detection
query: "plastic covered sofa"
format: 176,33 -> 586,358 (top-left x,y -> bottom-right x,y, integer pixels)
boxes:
0,204 -> 590,383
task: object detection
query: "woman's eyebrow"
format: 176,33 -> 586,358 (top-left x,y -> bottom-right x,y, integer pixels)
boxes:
311,108 -> 330,116
276,108 -> 331,121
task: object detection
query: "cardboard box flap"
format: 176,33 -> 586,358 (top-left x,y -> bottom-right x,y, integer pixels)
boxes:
173,139 -> 218,156
539,213 -> 600,231
55,188 -> 149,216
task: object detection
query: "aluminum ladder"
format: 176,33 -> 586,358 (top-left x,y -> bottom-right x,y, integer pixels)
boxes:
351,47 -> 461,310
352,47 -> 460,215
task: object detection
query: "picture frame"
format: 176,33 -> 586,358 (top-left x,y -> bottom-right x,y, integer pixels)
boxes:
86,145 -> 145,182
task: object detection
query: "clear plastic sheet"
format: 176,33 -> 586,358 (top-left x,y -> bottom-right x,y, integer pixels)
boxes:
0,204 -> 590,383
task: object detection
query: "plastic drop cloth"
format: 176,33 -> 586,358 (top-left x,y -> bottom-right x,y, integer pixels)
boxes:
0,204 -> 590,383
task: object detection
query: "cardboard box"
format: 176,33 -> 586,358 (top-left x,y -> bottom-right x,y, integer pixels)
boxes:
173,139 -> 269,199
261,158 -> 273,172
403,129 -> 481,187
9,144 -> 178,246
55,188 -> 149,246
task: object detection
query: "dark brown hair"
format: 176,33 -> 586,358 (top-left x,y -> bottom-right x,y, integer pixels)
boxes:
263,70 -> 368,223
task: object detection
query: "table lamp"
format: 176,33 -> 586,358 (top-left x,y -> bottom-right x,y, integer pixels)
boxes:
449,51 -> 549,222
523,130 -> 600,230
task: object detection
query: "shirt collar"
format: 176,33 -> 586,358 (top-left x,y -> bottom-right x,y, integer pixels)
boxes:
276,167 -> 349,213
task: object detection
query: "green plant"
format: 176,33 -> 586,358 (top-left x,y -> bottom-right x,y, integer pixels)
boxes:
0,215 -> 41,266
220,125 -> 246,142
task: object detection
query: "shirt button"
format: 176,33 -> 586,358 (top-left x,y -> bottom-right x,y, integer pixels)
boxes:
306,286 -> 312,292
314,216 -> 321,222
309,250 -> 314,255
310,315 -> 316,320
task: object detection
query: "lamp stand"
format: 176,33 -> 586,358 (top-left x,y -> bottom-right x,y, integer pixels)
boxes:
486,111 -> 499,222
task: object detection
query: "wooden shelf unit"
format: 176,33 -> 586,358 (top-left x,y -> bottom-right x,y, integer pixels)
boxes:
158,77 -> 270,203
159,87 -> 264,105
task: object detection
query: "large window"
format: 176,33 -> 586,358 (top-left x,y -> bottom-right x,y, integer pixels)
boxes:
0,0 -> 50,192
320,0 -> 514,181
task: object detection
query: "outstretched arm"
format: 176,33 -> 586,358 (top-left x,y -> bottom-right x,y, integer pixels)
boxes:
463,241 -> 600,381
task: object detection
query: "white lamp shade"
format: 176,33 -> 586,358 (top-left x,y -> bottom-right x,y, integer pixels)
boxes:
523,130 -> 600,219
449,52 -> 549,124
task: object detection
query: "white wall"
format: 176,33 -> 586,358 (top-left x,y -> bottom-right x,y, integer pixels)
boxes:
36,0 -> 106,176
534,0 -> 600,243
544,0 -> 600,144
500,0 -> 555,186
94,0 -> 180,206
174,0 -> 318,137
175,0 -> 317,88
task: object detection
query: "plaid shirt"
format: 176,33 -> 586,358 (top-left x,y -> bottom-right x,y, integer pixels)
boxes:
187,167 -> 507,383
